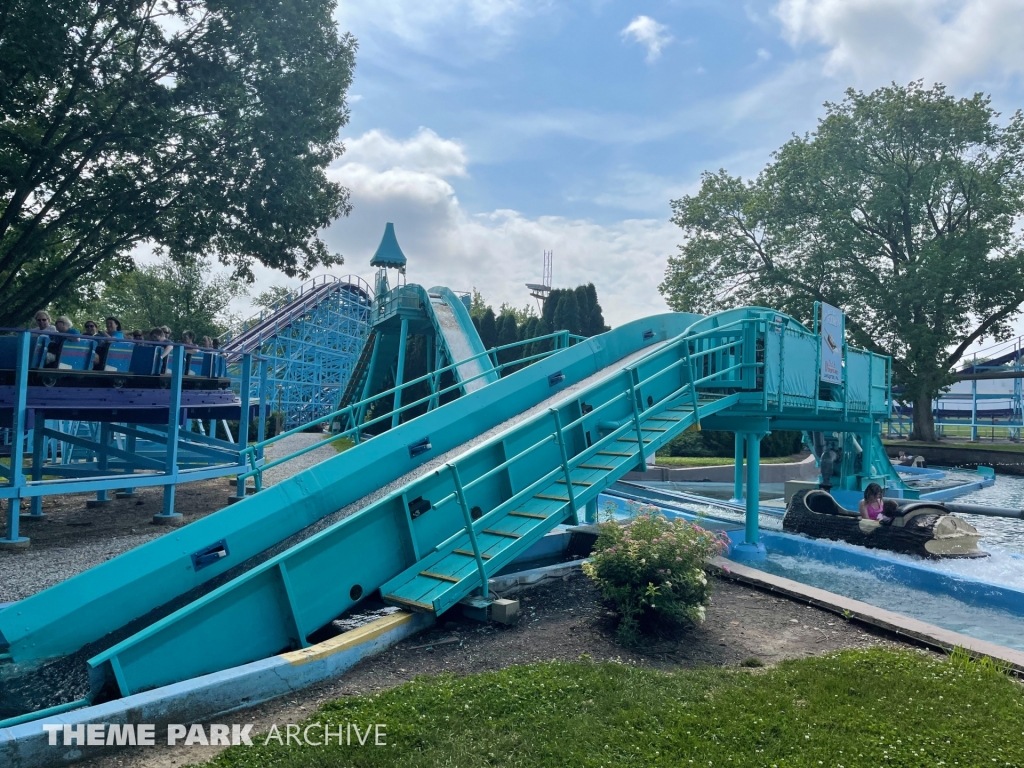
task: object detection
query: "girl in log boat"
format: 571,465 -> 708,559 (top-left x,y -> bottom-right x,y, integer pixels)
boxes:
784,488 -> 988,559
858,484 -> 890,523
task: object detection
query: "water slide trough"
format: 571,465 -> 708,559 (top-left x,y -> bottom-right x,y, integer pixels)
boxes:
1,304 -> 894,721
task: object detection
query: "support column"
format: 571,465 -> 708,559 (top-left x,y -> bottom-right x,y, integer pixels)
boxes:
425,334 -> 436,412
731,432 -> 745,503
356,334 -> 382,428
731,432 -> 766,561
117,428 -> 137,499
971,378 -> 978,442
585,498 -> 598,524
391,318 -> 409,429
87,422 -> 113,508
2,332 -> 31,548
28,422 -> 45,517
229,353 -> 253,504
154,345 -> 185,525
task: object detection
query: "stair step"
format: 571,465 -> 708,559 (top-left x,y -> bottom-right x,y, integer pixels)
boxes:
598,451 -> 632,457
642,427 -> 668,432
509,510 -> 547,520
420,570 -> 460,583
385,595 -> 434,612
578,463 -> 615,470
483,528 -> 521,539
534,493 -> 570,502
646,417 -> 681,422
617,437 -> 653,443
556,479 -> 593,487
453,548 -> 492,559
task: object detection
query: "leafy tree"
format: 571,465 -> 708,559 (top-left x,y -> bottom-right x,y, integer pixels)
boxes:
498,301 -> 536,326
0,0 -> 356,326
97,256 -> 243,340
253,286 -> 296,311
469,288 -> 489,321
659,82 -> 1024,441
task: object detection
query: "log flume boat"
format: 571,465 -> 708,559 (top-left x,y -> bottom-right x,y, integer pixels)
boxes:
783,489 -> 988,559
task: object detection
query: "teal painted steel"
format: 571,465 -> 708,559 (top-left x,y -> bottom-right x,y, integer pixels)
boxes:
1,314 -> 695,664
360,284 -> 500,408
87,317 -> 741,696
369,222 -> 408,269
6,303 -> 897,711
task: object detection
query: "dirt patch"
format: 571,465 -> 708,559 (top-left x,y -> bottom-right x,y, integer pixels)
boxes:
81,573 -> 907,768
0,477 -> 235,551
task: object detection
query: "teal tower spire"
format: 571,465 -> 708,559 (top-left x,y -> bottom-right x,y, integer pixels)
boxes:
370,222 -> 407,271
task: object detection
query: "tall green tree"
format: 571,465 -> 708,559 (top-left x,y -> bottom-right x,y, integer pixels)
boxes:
659,82 -> 1024,441
97,256 -> 244,340
552,289 -> 581,336
0,0 -> 356,325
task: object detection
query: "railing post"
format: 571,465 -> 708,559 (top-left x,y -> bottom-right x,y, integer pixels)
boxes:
683,342 -> 700,416
155,345 -> 185,523
550,409 -> 580,525
1,331 -> 31,548
232,353 -> 252,502
627,377 -> 647,471
449,463 -> 489,598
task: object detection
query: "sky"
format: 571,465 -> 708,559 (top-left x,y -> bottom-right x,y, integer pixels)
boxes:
227,0 -> 1024,342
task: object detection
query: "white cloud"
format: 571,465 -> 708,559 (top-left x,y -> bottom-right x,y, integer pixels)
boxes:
774,0 -> 1024,85
756,48 -> 772,61
237,129 -> 675,326
621,16 -> 674,63
342,128 -> 468,178
336,1 -> 552,59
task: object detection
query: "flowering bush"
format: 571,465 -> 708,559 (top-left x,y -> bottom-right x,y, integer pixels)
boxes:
582,505 -> 729,645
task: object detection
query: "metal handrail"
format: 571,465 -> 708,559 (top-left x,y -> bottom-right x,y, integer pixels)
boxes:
427,328 -> 759,557
238,330 -> 588,487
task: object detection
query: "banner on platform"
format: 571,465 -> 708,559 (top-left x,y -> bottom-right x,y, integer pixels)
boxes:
820,303 -> 844,385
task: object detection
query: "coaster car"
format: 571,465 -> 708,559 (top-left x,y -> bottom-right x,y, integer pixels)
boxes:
783,489 -> 988,559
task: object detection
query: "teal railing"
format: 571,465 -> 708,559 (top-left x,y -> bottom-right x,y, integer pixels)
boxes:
239,330 -> 587,490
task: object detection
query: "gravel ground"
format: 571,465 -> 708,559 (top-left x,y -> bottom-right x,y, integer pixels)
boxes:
260,432 -> 337,486
0,436 -> 337,603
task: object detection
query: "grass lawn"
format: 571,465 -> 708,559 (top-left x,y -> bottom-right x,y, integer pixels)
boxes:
324,435 -> 356,454
654,453 -> 807,467
198,649 -> 1024,768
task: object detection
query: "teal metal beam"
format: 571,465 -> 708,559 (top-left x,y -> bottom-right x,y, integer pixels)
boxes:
391,318 -> 409,429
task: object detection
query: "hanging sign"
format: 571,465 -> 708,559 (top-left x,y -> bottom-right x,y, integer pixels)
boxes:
820,302 -> 844,385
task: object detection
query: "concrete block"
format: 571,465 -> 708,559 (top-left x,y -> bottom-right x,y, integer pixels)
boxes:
491,599 -> 519,625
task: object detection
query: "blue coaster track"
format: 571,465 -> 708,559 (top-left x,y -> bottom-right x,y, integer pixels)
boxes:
223,275 -> 373,430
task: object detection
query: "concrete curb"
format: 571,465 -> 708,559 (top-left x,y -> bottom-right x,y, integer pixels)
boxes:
0,611 -> 433,768
710,556 -> 1024,673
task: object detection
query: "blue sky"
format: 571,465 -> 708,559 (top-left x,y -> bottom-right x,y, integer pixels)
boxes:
234,0 -> 1024,331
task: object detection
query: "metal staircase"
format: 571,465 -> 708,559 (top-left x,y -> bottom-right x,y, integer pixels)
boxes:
87,319 -> 755,697
381,395 -> 734,616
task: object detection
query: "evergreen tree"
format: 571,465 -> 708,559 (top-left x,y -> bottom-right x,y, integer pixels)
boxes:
552,289 -> 581,336
497,312 -> 519,367
479,308 -> 498,350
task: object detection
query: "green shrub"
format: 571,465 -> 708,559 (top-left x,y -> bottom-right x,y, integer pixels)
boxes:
660,428 -> 804,458
583,506 -> 729,645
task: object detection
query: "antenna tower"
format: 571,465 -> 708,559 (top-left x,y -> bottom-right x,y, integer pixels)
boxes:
526,250 -> 553,312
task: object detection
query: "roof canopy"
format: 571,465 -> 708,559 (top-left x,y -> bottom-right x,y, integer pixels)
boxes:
370,222 -> 407,269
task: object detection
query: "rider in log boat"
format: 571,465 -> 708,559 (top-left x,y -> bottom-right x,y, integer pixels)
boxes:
784,484 -> 987,559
